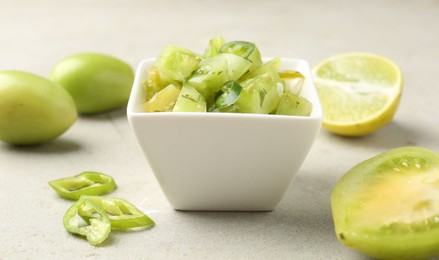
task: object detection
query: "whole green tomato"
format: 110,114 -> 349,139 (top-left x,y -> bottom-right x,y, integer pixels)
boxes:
0,71 -> 77,145
51,53 -> 134,114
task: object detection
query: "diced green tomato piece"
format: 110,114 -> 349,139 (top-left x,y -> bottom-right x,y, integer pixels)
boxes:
144,84 -> 180,112
215,81 -> 242,112
279,70 -> 305,95
275,92 -> 312,116
186,54 -> 251,104
219,41 -> 262,72
145,66 -> 168,100
246,45 -> 263,72
204,36 -> 226,58
79,196 -> 155,230
217,53 -> 252,81
240,57 -> 282,82
173,84 -> 206,112
186,55 -> 228,102
155,45 -> 202,82
236,72 -> 283,114
63,197 -> 111,246
49,172 -> 117,200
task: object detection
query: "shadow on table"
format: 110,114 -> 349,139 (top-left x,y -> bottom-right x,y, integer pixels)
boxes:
0,138 -> 82,154
78,106 -> 128,122
322,121 -> 439,150
171,170 -> 370,259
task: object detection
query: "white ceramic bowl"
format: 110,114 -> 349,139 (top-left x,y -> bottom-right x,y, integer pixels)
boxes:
127,58 -> 323,211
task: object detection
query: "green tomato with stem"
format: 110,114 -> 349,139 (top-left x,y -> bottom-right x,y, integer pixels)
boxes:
0,71 -> 77,145
51,53 -> 134,114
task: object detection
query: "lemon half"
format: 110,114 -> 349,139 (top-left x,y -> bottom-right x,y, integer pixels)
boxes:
312,52 -> 403,137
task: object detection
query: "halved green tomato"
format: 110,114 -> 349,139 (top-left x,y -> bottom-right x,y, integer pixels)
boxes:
332,146 -> 439,260
173,84 -> 206,112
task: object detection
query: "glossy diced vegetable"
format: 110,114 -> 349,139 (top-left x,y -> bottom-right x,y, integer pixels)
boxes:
144,84 -> 181,112
145,37 -> 313,116
173,84 -> 206,112
239,57 -> 282,82
155,45 -> 202,83
145,66 -> 168,100
219,41 -> 262,72
204,36 -> 226,58
280,70 -> 305,95
186,54 -> 251,104
275,92 -> 312,116
236,72 -> 283,114
186,55 -> 229,103
220,53 -> 252,81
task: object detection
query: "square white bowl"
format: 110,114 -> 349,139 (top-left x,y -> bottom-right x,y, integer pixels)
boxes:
127,58 -> 322,211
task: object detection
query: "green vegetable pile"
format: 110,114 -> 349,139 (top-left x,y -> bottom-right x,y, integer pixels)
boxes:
144,36 -> 312,116
49,172 -> 154,246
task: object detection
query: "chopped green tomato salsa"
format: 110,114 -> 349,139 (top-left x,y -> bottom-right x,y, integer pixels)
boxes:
143,36 -> 313,116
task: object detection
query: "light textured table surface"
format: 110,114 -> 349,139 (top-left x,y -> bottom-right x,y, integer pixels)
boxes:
1,0 -> 438,259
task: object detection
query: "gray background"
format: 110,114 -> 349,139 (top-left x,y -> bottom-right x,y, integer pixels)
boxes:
1,0 -> 438,259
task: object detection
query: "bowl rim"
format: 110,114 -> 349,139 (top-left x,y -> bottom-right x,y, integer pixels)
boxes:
127,57 -> 323,121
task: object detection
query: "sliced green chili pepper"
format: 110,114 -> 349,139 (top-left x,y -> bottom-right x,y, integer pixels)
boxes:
79,196 -> 155,229
219,41 -> 256,59
49,171 -> 117,200
63,197 -> 111,246
215,80 -> 242,112
219,41 -> 262,72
